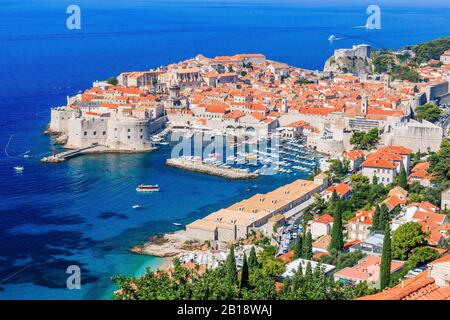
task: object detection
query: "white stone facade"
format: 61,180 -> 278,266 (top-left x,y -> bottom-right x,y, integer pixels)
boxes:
50,108 -> 166,151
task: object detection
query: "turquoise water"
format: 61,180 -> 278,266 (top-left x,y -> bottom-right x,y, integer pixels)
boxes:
1,0 -> 450,299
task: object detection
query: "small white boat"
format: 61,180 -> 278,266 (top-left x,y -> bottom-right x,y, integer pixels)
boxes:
136,184 -> 160,192
173,222 -> 183,226
14,166 -> 24,173
132,204 -> 143,209
328,34 -> 337,41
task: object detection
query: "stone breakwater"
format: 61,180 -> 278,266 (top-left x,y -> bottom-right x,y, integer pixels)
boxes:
166,158 -> 258,180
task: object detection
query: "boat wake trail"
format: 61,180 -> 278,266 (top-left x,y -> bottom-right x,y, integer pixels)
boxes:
4,134 -> 29,160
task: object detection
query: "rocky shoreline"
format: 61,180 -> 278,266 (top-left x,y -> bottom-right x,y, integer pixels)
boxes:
130,230 -> 208,258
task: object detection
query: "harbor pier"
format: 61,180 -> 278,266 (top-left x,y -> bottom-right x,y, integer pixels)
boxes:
166,158 -> 258,179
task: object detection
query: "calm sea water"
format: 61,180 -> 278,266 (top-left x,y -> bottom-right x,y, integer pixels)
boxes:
0,0 -> 449,299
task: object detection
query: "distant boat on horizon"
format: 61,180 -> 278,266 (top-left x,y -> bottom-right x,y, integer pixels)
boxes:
132,204 -> 143,209
173,222 -> 183,226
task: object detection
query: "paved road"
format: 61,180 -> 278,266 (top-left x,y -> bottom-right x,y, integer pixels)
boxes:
440,110 -> 450,138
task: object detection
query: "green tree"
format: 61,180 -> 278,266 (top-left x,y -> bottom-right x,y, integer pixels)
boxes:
380,224 -> 392,290
330,189 -> 339,203
330,203 -> 344,252
225,245 -> 237,285
329,159 -> 349,178
371,205 -> 381,231
106,76 -> 118,85
397,165 -> 408,189
350,129 -> 380,150
319,251 -> 366,271
372,175 -> 378,185
378,203 -> 390,232
350,174 -> 370,187
392,222 -> 427,260
261,258 -> 285,278
250,271 -> 277,299
248,246 -> 258,269
302,232 -> 313,260
240,253 -> 249,289
294,235 -> 303,259
413,37 -> 450,64
305,261 -> 313,278
413,151 -> 422,165
415,103 -> 443,123
405,247 -> 439,270
429,140 -> 450,186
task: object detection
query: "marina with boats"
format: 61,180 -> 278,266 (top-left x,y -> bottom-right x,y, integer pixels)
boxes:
165,131 -> 320,178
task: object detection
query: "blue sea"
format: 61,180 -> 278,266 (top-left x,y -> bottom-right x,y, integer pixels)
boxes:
1,0 -> 449,299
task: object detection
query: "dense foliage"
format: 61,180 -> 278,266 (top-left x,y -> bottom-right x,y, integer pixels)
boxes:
404,247 -> 440,271
413,37 -> 450,64
371,52 -> 419,82
318,251 -> 366,271
415,103 -> 443,123
330,202 -> 344,252
113,244 -> 371,300
328,159 -> 350,181
429,140 -> 450,188
106,77 -> 118,85
278,262 -> 372,300
350,129 -> 380,150
391,222 -> 427,260
408,181 -> 441,205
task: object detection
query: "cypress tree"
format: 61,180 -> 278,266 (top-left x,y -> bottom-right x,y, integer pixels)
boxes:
330,189 -> 339,203
397,165 -> 408,189
413,151 -> 421,164
294,235 -> 303,259
380,224 -> 392,290
305,262 -> 313,278
372,175 -> 378,185
240,253 -> 249,289
296,263 -> 304,277
330,203 -> 344,252
281,276 -> 292,298
372,205 -> 381,231
313,262 -> 322,278
225,245 -> 237,285
302,232 -> 313,260
247,246 -> 258,269
379,203 -> 389,231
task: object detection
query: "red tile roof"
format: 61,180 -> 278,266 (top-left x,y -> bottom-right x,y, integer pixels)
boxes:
278,251 -> 294,263
313,213 -> 334,225
358,254 -> 450,301
349,209 -> 375,225
344,149 -> 366,161
325,183 -> 351,196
